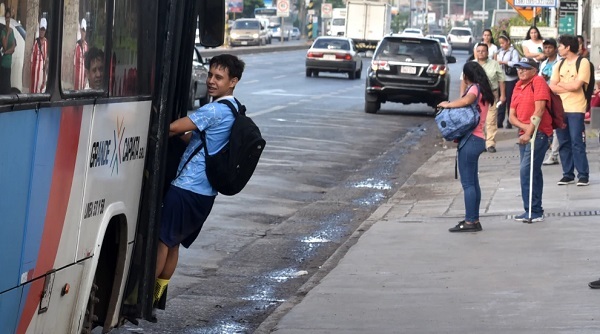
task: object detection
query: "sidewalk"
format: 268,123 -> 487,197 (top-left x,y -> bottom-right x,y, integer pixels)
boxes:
259,130 -> 600,333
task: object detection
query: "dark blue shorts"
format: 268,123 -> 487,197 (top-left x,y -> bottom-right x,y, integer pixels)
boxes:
159,185 -> 215,248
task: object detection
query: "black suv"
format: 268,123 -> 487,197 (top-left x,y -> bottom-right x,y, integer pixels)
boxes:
365,35 -> 456,114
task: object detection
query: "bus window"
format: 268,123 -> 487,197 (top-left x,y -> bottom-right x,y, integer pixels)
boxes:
60,0 -> 107,92
110,0 -> 155,96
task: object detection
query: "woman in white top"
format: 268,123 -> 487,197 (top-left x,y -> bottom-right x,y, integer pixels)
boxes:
521,26 -> 545,61
473,29 -> 498,59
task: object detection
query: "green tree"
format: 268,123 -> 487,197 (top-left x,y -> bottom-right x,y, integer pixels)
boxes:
242,0 -> 265,18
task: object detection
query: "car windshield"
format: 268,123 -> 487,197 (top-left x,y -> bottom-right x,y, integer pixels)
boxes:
375,38 -> 444,62
312,39 -> 350,51
450,29 -> 471,36
233,20 -> 260,29
332,18 -> 345,26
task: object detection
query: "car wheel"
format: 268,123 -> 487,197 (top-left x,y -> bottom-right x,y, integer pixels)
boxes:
314,71 -> 319,77
356,68 -> 362,79
365,100 -> 380,114
305,69 -> 312,77
349,70 -> 356,80
188,84 -> 196,110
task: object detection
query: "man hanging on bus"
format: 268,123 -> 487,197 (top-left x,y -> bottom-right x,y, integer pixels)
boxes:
153,54 -> 246,312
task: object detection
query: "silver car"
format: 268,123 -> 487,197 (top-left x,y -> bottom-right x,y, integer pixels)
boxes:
447,27 -> 474,50
305,36 -> 363,80
427,34 -> 453,57
188,46 -> 209,110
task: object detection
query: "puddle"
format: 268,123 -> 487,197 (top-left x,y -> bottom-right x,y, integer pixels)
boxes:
352,178 -> 391,190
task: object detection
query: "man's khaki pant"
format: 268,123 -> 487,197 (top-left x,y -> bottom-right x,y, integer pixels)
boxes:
485,90 -> 499,149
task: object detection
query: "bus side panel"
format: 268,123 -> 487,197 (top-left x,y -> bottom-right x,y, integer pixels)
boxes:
77,101 -> 151,260
15,107 -> 84,334
21,108 -> 63,277
0,110 -> 37,292
21,263 -> 85,334
0,287 -> 24,334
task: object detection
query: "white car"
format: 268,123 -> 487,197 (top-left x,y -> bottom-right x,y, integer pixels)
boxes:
0,17 -> 26,93
427,34 -> 452,57
447,27 -> 474,50
401,28 -> 423,36
291,27 -> 300,40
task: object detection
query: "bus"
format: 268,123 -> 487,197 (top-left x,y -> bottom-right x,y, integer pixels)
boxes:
254,7 -> 294,41
0,0 -> 224,333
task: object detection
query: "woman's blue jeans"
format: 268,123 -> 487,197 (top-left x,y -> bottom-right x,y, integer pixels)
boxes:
519,132 -> 549,215
458,135 -> 485,222
556,113 -> 589,179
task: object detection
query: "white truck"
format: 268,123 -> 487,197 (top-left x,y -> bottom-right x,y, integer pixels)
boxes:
329,8 -> 347,36
345,0 -> 392,52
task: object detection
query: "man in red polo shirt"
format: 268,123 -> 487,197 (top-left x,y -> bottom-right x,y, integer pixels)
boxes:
509,58 -> 553,222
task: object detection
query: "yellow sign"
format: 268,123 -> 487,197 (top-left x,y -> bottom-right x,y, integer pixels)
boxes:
505,0 -> 542,21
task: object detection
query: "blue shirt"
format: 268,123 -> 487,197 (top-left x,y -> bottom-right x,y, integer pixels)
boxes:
172,96 -> 237,196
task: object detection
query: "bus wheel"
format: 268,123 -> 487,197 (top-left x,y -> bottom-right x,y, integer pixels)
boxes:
81,282 -> 99,334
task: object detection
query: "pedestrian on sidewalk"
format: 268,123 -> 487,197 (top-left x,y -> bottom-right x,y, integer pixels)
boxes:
496,34 -> 520,129
461,43 -> 505,153
549,35 -> 591,186
539,38 -> 561,166
438,62 -> 494,232
509,58 -> 553,222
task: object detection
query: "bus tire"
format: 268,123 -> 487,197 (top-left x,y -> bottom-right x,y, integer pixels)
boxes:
81,282 -> 99,334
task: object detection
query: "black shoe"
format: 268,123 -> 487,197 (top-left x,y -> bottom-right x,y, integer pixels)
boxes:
487,146 -> 496,153
557,177 -> 575,185
449,221 -> 482,232
577,177 -> 590,186
498,124 -> 504,129
506,124 -> 513,129
589,279 -> 600,289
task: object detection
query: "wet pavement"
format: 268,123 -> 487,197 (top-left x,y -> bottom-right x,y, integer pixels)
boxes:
257,127 -> 600,333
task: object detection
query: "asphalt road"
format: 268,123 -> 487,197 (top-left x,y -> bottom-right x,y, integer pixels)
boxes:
116,49 -> 472,334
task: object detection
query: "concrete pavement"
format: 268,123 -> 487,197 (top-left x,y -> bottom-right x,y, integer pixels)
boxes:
258,128 -> 600,333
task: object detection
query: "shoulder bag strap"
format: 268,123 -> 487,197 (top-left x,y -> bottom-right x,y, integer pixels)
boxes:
175,133 -> 204,179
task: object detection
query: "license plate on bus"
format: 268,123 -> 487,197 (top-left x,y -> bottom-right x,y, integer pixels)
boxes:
241,41 -> 248,45
400,66 -> 417,74
323,54 -> 336,60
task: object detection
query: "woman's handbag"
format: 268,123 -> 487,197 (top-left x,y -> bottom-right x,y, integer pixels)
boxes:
435,85 -> 481,141
503,49 -> 518,76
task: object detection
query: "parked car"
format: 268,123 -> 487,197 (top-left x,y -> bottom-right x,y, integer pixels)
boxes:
401,28 -> 423,36
0,17 -> 26,93
427,34 -> 452,57
188,46 -> 210,110
447,27 -> 474,50
229,18 -> 269,47
291,27 -> 301,40
365,34 -> 456,113
305,36 -> 363,80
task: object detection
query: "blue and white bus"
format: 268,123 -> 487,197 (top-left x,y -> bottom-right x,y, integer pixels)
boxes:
254,7 -> 295,41
0,0 -> 224,332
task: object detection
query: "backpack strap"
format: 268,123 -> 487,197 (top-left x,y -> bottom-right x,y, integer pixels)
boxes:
174,134 -> 204,180
199,98 -> 245,158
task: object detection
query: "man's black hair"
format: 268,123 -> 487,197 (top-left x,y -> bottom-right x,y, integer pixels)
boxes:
84,47 -> 104,70
209,54 -> 245,80
558,35 -> 579,54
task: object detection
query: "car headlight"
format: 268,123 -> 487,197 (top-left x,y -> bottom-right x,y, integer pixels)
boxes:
230,33 -> 239,39
253,33 -> 259,38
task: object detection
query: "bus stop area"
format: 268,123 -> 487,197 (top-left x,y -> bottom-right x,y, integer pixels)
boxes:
257,128 -> 600,333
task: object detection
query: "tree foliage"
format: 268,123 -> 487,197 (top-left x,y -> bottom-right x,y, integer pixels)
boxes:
241,0 -> 265,18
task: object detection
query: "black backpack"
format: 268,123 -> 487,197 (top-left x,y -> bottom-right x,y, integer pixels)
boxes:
558,56 -> 596,110
200,98 -> 265,196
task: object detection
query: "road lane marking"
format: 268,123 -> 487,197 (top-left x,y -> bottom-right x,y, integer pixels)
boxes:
273,75 -> 286,79
248,105 -> 285,117
243,79 -> 259,84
